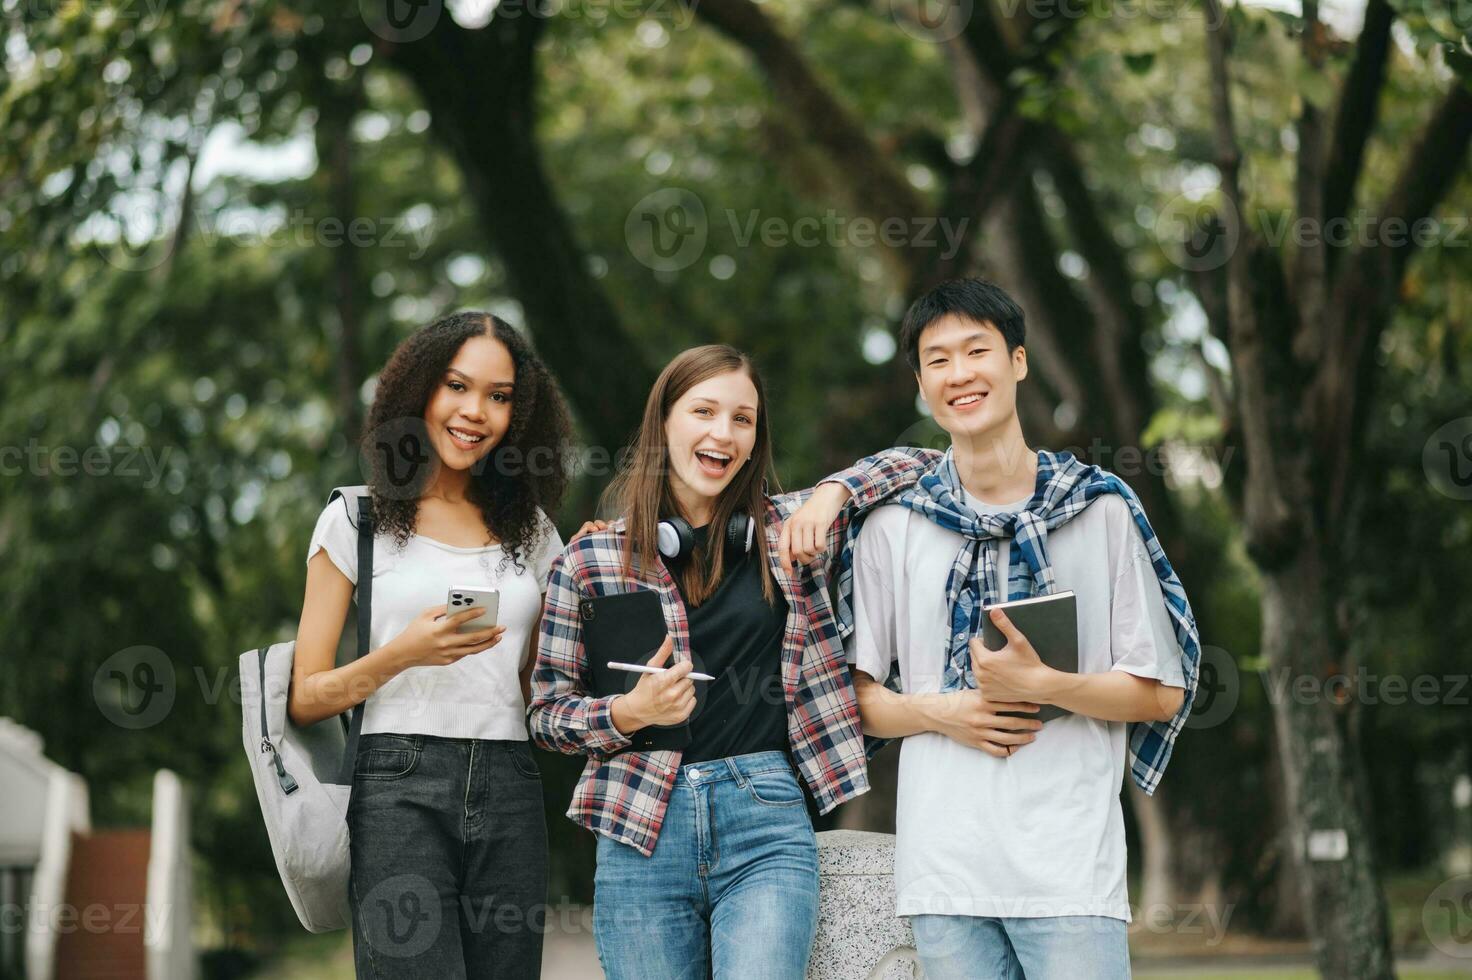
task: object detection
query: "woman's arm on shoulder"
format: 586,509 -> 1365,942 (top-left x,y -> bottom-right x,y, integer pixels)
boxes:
774,446 -> 942,570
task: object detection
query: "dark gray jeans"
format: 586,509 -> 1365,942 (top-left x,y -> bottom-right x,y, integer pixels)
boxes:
347,733 -> 548,979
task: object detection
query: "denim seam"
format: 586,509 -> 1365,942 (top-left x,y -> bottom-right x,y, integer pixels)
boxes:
735,764 -> 790,777
348,832 -> 381,980
705,783 -> 721,883
461,740 -> 476,890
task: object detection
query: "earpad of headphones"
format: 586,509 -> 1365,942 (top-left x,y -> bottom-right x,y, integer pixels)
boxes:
725,514 -> 756,555
657,518 -> 695,559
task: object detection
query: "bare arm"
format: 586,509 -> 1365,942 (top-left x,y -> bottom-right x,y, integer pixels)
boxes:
971,609 -> 1185,724
852,669 -> 1041,759
1035,669 -> 1185,723
519,609 -> 542,708
289,551 -> 504,727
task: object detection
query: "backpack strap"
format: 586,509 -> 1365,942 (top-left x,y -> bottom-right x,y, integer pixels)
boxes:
335,493 -> 374,786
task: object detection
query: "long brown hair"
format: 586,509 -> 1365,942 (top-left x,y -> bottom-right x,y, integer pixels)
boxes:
604,345 -> 776,605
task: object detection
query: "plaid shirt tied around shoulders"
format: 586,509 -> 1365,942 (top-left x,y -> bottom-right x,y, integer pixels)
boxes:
834,447 -> 1201,795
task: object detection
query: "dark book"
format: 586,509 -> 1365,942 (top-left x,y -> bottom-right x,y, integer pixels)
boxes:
981,591 -> 1078,723
581,589 -> 692,753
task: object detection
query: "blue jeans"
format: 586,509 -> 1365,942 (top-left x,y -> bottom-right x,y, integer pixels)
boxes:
347,734 -> 548,979
593,750 -> 820,980
911,913 -> 1131,980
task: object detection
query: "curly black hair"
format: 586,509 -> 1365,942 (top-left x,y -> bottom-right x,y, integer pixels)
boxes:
362,311 -> 573,572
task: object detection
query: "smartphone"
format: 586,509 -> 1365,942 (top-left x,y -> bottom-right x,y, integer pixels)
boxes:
446,586 -> 500,634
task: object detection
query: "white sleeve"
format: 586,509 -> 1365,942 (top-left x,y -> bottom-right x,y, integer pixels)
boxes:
306,495 -> 360,585
845,528 -> 899,684
1107,498 -> 1186,688
533,513 -> 565,595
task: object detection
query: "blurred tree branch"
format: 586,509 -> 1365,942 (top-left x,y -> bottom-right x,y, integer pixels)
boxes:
374,9 -> 653,453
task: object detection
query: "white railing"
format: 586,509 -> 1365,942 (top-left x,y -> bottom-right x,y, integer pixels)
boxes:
26,770 -> 89,980
145,769 -> 195,980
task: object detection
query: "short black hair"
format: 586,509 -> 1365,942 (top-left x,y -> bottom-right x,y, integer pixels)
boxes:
899,277 -> 1026,371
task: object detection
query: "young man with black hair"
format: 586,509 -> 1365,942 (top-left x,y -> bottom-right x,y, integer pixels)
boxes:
839,278 -> 1199,978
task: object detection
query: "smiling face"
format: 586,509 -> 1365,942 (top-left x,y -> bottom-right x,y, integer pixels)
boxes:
421,333 -> 516,471
663,368 -> 759,517
915,314 -> 1027,440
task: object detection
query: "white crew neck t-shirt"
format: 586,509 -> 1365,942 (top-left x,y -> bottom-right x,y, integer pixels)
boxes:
847,488 -> 1186,922
306,492 -> 564,741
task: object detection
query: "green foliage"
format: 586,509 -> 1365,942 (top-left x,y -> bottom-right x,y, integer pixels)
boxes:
2,0 -> 1467,964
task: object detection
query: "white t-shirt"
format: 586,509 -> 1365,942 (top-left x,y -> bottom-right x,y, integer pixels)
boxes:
847,489 -> 1186,921
306,492 -> 564,741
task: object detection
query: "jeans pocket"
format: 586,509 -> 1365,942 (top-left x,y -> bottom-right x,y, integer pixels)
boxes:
354,735 -> 422,780
507,742 -> 542,780
742,768 -> 805,808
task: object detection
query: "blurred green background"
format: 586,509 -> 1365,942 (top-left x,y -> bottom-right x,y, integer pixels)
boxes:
2,0 -> 1469,976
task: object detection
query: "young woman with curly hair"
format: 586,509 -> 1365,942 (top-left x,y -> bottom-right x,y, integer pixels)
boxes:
289,311 -> 571,978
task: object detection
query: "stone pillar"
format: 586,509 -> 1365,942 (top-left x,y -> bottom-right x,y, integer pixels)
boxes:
807,830 -> 919,980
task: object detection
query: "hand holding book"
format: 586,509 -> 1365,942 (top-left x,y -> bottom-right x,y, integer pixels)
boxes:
972,594 -> 1080,723
971,608 -> 1062,705
976,599 -> 1186,724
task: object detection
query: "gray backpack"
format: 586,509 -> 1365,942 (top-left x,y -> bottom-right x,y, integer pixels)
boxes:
239,487 -> 373,932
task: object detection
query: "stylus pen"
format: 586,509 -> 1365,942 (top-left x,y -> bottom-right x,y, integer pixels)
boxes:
607,661 -> 716,682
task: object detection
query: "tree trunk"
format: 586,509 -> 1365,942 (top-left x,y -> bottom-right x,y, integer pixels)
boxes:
316,78 -> 365,443
1129,782 -> 1174,912
1260,553 -> 1394,978
1268,746 -> 1309,937
381,20 -> 654,458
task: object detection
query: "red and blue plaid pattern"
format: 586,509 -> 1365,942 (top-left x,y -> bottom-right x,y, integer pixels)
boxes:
528,447 -> 938,856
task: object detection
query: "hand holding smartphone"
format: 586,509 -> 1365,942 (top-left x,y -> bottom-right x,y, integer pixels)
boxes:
445,587 -> 500,634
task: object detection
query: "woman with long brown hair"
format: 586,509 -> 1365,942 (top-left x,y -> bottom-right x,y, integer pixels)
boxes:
528,344 -> 934,978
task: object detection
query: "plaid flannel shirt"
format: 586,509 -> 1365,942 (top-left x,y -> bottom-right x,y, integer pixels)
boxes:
528,447 -> 938,856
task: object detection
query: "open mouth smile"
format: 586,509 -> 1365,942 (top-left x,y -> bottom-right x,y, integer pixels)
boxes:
694,449 -> 733,478
448,426 -> 487,450
948,392 -> 988,410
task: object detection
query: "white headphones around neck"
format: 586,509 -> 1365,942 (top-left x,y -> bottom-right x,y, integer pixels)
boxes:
656,513 -> 756,559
